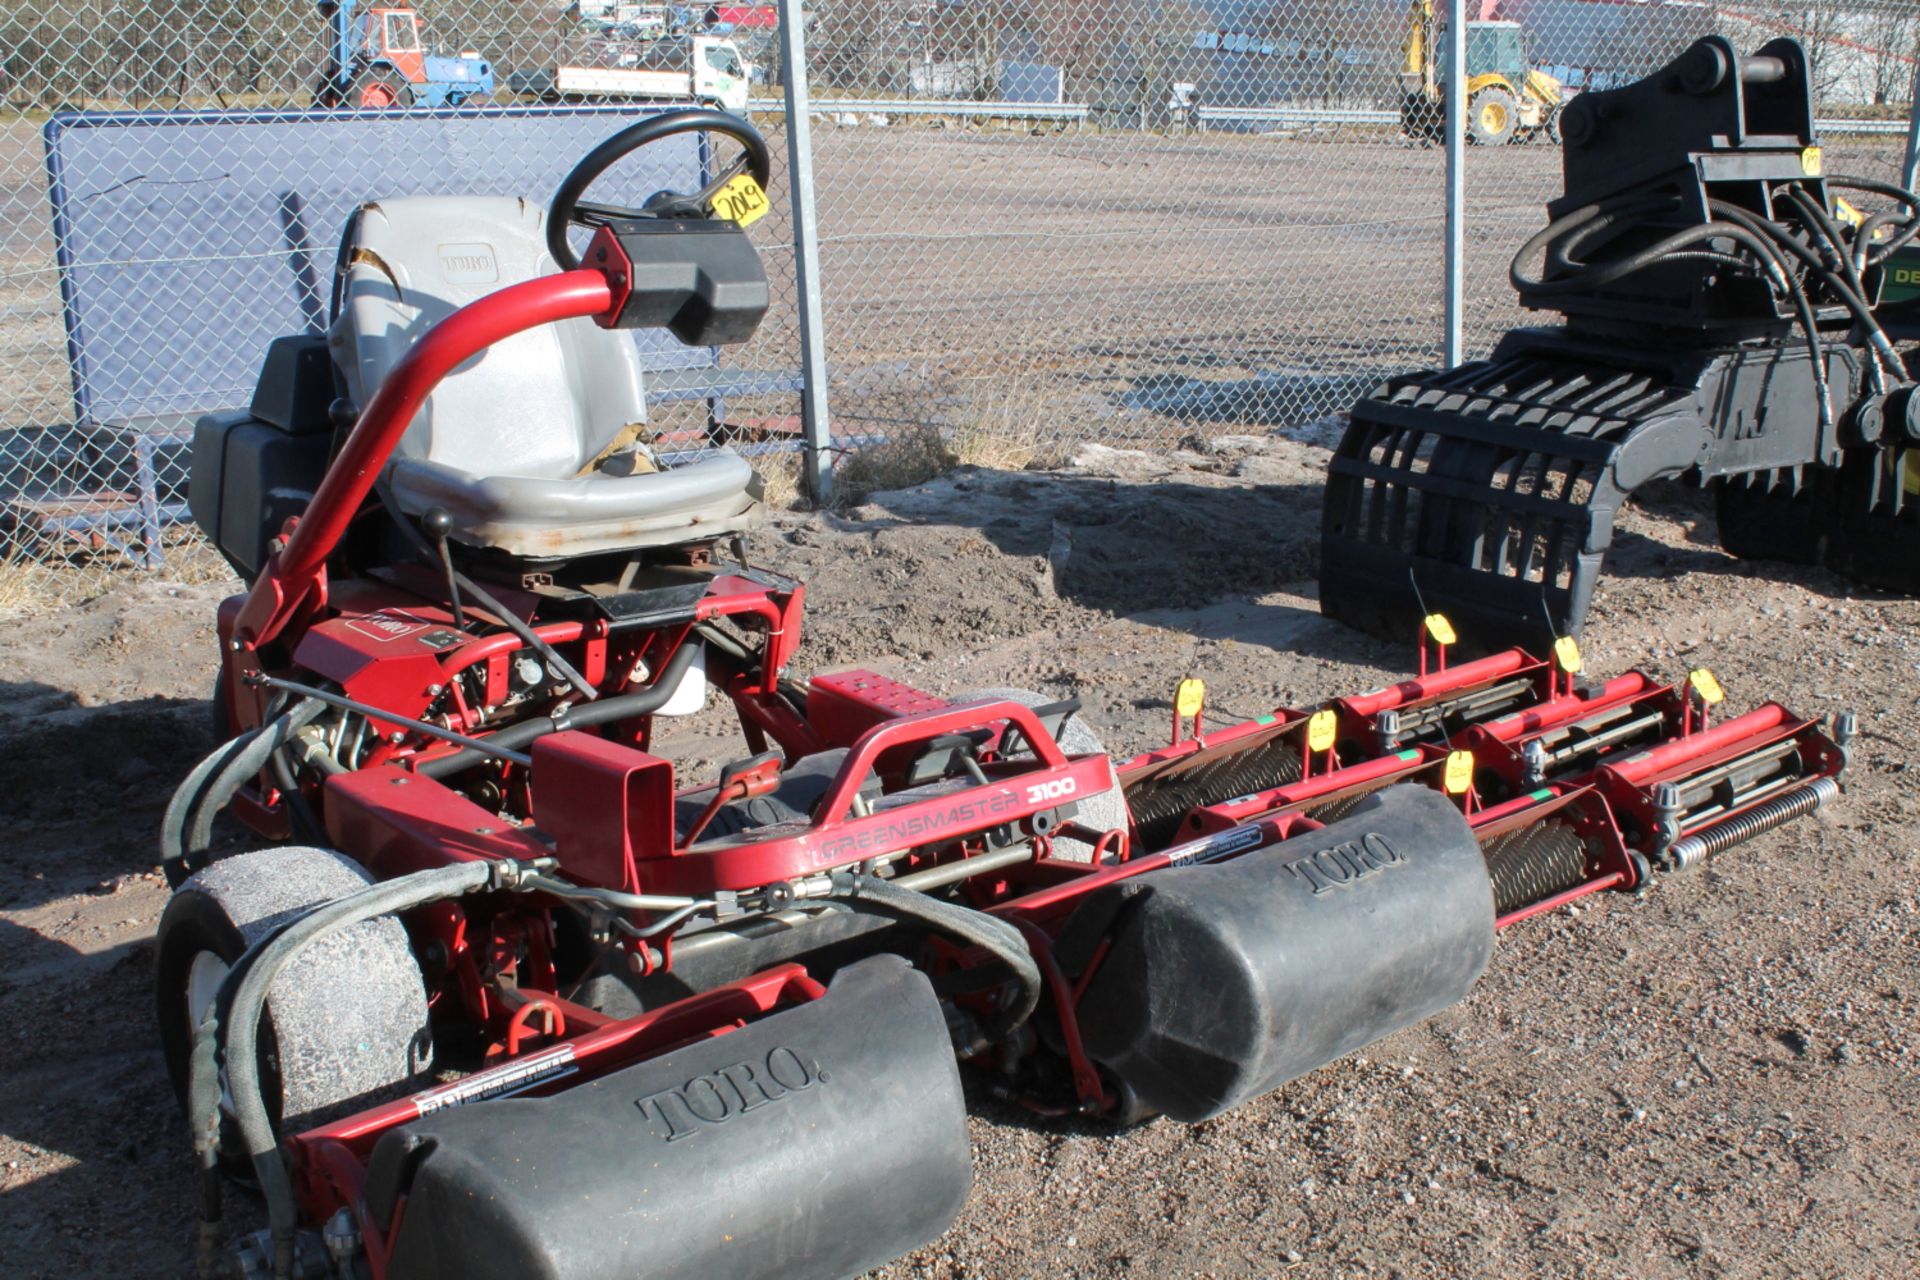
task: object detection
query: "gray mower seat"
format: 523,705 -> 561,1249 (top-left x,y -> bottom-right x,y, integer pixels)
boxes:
330,195 -> 761,558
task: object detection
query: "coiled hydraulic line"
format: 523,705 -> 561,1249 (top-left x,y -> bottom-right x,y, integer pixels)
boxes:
1480,820 -> 1591,917
1664,776 -> 1840,872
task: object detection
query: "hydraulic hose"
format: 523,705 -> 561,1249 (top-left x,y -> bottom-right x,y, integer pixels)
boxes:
209,860 -> 504,1279
1511,193 -> 1840,437
162,698 -> 325,888
1776,187 -> 1898,381
1831,174 -> 1920,263
824,871 -> 1041,1038
417,634 -> 705,779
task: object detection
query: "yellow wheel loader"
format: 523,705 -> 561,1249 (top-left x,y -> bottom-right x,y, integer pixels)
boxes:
1401,0 -> 1564,146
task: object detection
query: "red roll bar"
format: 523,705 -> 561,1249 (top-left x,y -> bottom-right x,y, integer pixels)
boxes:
234,270 -> 617,650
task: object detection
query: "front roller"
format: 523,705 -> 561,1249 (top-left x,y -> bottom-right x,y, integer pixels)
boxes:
1068,787 -> 1493,1121
364,954 -> 971,1280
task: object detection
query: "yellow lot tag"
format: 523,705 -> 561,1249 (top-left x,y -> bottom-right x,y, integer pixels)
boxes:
1553,635 -> 1583,674
1443,750 -> 1474,795
1688,667 -> 1725,705
1801,146 -> 1823,177
1306,708 -> 1337,753
1175,677 -> 1206,719
711,174 -> 770,227
1423,612 -> 1457,646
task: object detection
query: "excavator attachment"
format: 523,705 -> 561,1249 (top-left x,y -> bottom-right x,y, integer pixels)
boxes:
1323,35 -> 1920,651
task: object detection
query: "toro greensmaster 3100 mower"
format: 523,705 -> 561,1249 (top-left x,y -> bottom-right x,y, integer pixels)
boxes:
1322,35 -> 1920,651
162,108 -> 1853,1280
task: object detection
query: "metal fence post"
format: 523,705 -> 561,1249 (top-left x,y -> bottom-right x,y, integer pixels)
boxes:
1903,54 -> 1920,192
1443,0 -> 1466,368
778,0 -> 834,506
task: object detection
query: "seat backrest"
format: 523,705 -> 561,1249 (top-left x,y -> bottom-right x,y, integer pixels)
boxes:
329,195 -> 648,479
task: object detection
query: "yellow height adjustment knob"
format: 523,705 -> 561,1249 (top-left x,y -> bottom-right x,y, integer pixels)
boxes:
1553,635 -> 1583,675
1443,749 -> 1475,796
1306,708 -> 1337,754
1175,677 -> 1206,720
1422,613 -> 1456,647
1687,667 -> 1725,705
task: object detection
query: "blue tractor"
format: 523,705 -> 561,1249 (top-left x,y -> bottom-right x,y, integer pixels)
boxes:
315,0 -> 494,108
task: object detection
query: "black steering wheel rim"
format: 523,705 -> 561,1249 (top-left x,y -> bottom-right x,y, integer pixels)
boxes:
546,108 -> 772,270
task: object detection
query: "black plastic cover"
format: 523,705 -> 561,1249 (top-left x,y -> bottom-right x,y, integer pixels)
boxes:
189,411 -> 333,579
248,334 -> 336,435
595,216 -> 769,346
370,955 -> 972,1280
1072,786 -> 1493,1122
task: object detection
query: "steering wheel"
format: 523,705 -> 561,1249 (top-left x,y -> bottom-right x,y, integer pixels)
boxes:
547,108 -> 772,271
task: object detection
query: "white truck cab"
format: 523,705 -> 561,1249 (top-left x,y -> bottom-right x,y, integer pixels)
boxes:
552,33 -> 753,112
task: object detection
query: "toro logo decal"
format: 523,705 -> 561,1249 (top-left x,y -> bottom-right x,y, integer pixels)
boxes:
1282,831 -> 1405,896
437,242 -> 499,286
634,1046 -> 822,1142
345,610 -> 432,643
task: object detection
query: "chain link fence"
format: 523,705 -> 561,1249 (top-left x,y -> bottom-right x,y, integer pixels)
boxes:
0,0 -> 1917,602
798,0 -> 1446,486
0,0 -> 803,601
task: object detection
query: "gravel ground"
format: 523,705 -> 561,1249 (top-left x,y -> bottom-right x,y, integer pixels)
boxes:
2,430 -> 1915,1278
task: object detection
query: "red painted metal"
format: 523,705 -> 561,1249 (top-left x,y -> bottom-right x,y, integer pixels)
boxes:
807,669 -> 951,744
235,271 -> 615,650
532,732 -> 676,891
1602,702 -> 1792,783
1180,748 -> 1431,838
324,765 -> 549,880
642,749 -> 1114,894
1336,648 -> 1534,719
1467,671 -> 1656,743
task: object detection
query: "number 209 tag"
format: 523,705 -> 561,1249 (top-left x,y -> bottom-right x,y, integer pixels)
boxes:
711,174 -> 770,227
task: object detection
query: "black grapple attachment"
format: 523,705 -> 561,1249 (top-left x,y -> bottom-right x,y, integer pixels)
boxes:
1321,35 -> 1920,652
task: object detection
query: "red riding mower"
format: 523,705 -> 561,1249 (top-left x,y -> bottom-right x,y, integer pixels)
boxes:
161,109 -> 1855,1280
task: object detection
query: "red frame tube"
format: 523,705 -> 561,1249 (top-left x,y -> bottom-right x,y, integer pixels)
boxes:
1603,703 -> 1791,783
236,270 -> 617,650
1338,648 -> 1533,718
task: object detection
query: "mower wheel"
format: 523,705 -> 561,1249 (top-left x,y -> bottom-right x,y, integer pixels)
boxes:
1467,86 -> 1520,146
952,687 -> 1129,853
156,846 -> 431,1167
351,69 -> 414,109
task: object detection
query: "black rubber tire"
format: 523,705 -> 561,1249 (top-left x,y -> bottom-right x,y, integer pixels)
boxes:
350,69 -> 414,109
1544,103 -> 1564,146
209,666 -> 233,741
156,846 -> 431,1169
1400,93 -> 1442,145
1713,471 -> 1827,567
950,687 -> 1129,854
1467,86 -> 1520,147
